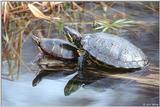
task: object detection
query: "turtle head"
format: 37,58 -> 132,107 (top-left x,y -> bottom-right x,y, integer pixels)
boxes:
32,35 -> 41,46
63,26 -> 82,48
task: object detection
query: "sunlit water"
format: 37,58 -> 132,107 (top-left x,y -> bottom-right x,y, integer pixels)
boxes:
2,2 -> 159,107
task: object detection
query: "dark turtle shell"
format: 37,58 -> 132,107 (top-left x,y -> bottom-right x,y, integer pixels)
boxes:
81,32 -> 148,68
39,38 -> 79,60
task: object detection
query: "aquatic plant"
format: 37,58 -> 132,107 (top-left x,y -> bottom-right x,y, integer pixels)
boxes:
94,19 -> 135,33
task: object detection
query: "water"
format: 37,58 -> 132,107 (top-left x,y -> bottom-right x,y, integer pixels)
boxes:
2,2 -> 159,107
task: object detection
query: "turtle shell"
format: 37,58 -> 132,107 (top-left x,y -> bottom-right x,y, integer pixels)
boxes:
39,38 -> 79,60
81,32 -> 148,68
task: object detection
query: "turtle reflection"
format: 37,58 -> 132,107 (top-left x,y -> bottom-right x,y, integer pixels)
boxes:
32,69 -> 76,87
64,66 -> 138,96
32,64 -> 138,96
32,56 -> 78,87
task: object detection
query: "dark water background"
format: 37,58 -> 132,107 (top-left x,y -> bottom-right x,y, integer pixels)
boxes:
2,2 -> 159,107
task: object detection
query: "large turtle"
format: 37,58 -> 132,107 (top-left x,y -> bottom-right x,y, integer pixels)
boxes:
63,26 -> 148,75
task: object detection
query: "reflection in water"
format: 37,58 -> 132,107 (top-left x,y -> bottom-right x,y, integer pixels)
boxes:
33,64 -> 141,96
32,68 -> 76,87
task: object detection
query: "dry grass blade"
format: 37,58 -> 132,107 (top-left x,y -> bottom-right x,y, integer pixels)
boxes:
16,32 -> 23,79
3,2 -> 9,24
28,3 -> 51,20
100,2 -> 108,12
7,2 -> 14,9
72,2 -> 83,11
50,2 -> 63,5
50,2 -> 64,13
42,2 -> 48,7
3,33 -> 9,43
137,1 -> 159,13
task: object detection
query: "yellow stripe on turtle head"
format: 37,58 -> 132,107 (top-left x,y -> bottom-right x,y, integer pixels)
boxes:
67,32 -> 74,43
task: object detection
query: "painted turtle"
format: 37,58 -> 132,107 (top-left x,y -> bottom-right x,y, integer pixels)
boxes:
31,35 -> 79,85
63,26 -> 148,75
32,35 -> 79,64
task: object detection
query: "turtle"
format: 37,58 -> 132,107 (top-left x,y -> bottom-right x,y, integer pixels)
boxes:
32,35 -> 80,65
31,35 -> 80,85
63,26 -> 148,76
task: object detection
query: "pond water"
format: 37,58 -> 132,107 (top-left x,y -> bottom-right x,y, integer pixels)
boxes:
2,2 -> 159,107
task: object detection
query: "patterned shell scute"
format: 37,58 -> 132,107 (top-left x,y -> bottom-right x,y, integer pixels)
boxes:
40,39 -> 78,59
81,32 -> 148,68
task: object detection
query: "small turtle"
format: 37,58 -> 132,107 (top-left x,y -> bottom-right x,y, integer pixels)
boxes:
63,26 -> 148,75
32,35 -> 79,64
32,35 -> 79,85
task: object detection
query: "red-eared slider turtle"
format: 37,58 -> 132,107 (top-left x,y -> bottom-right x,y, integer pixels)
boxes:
63,26 -> 148,75
32,35 -> 79,64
